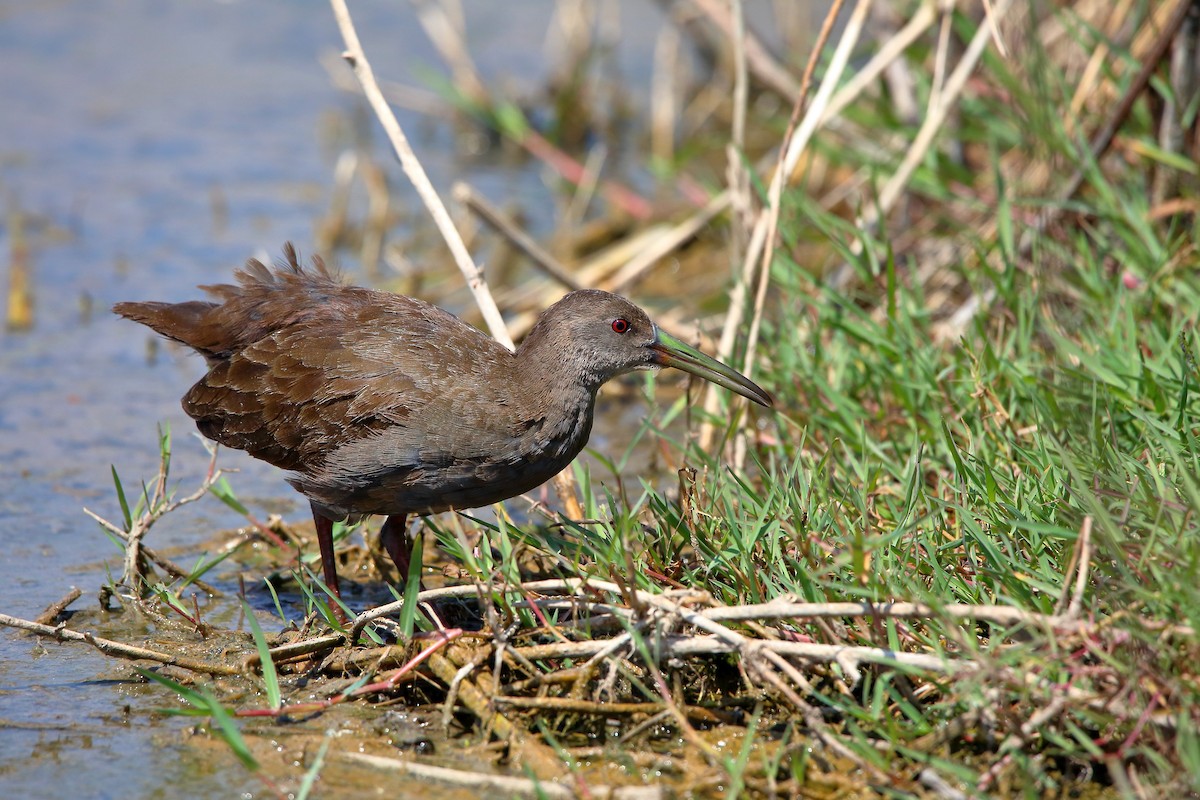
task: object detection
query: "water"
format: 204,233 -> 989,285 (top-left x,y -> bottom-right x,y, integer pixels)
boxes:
0,1 -> 689,795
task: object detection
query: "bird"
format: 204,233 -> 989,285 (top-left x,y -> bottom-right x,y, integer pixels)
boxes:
114,244 -> 772,600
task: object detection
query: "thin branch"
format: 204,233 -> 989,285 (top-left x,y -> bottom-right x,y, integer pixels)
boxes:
699,0 -> 865,452
0,613 -> 240,675
452,182 -> 584,291
327,0 -> 514,349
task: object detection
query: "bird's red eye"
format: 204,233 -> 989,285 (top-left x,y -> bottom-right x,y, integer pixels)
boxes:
611,318 -> 630,334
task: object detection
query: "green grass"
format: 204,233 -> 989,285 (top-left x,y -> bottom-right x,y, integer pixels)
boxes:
93,4 -> 1200,796
466,7 -> 1200,793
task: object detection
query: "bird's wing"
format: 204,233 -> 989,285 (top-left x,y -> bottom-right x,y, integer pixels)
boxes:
181,297 -> 516,472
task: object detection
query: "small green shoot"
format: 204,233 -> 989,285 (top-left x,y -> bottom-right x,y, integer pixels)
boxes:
135,667 -> 258,771
242,601 -> 281,711
397,533 -> 424,640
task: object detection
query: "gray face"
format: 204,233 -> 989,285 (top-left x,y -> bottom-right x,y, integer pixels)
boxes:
556,292 -> 659,378
528,290 -> 773,407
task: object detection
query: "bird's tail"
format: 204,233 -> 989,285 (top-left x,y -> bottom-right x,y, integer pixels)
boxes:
112,300 -> 221,356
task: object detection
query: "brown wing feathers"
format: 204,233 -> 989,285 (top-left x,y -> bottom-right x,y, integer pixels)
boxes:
114,245 -> 395,472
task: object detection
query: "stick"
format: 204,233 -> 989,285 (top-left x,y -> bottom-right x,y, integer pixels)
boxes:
341,751 -> 665,799
34,587 -> 82,626
327,0 -> 514,349
0,613 -> 240,676
452,183 -> 584,291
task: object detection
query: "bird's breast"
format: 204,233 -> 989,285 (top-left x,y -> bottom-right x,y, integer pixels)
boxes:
297,393 -> 596,519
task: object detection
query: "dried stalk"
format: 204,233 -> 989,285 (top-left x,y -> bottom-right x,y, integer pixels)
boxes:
83,439 -> 224,595
452,182 -> 584,291
0,613 -> 240,675
327,0 -> 514,349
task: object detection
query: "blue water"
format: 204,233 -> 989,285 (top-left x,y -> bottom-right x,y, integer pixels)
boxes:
0,1 -> 684,795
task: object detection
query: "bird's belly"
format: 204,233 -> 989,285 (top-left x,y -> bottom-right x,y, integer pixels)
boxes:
394,455 -> 571,514
295,434 -> 587,520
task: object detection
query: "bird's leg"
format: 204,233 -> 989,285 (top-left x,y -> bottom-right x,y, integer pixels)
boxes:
379,514 -> 423,589
310,503 -> 342,598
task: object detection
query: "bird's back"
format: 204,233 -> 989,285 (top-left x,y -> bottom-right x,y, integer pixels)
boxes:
114,244 -> 357,361
114,245 -> 517,478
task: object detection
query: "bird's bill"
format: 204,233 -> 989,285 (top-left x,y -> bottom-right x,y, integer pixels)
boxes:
649,329 -> 773,408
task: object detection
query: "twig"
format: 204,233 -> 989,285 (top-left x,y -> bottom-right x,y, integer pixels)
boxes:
84,439 -> 225,595
34,587 -> 82,626
492,694 -> 734,724
0,613 -> 240,676
452,183 -> 584,291
327,0 -> 514,349
348,577 -> 595,643
979,690 -> 1071,791
511,629 -> 967,678
237,629 -> 461,717
242,633 -> 344,669
699,598 -> 1079,631
341,751 -> 664,799
353,576 -> 1079,645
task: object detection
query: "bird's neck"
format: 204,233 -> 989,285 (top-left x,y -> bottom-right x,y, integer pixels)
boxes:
513,335 -> 600,460
515,322 -> 605,392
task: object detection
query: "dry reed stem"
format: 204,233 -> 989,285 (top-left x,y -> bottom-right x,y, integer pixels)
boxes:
727,0 -> 750,283
5,202 -> 32,331
830,0 -> 1014,284
689,0 -> 801,98
341,751 -> 665,799
0,613 -> 241,675
452,182 -> 584,291
874,0 -> 1013,223
409,0 -> 489,107
820,1 -> 940,123
1059,515 -> 1094,620
560,141 -> 606,234
699,0 -> 865,454
315,149 -> 358,253
1067,0 -> 1138,126
359,159 -> 389,277
650,14 -> 682,165
83,440 -> 224,595
327,0 -> 514,349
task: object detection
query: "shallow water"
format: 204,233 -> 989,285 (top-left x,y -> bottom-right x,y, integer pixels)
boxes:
0,1 -> 699,796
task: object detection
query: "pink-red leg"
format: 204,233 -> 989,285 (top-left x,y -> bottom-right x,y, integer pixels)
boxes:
310,503 -> 342,598
379,514 -> 423,588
